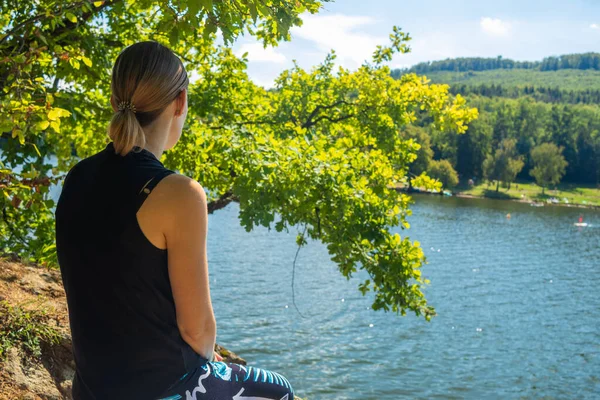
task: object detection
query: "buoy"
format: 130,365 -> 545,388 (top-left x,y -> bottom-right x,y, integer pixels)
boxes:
575,215 -> 588,227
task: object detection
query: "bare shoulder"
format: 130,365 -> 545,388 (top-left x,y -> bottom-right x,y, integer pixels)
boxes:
154,174 -> 207,222
159,173 -> 206,201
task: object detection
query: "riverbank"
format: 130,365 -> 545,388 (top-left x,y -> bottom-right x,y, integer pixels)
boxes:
455,181 -> 600,209
0,257 -> 303,400
393,181 -> 600,209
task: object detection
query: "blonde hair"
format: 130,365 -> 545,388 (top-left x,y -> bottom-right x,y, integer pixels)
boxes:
108,41 -> 189,156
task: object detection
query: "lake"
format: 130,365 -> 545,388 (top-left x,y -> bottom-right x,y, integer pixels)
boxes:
207,194 -> 600,399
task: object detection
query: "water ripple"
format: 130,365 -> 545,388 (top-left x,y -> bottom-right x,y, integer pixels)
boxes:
208,195 -> 600,399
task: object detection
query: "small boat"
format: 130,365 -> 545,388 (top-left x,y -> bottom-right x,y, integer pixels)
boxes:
530,202 -> 544,207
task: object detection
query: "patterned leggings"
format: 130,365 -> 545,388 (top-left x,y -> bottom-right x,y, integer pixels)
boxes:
157,361 -> 295,400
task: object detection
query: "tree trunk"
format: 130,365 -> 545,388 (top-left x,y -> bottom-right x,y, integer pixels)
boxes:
496,180 -> 500,192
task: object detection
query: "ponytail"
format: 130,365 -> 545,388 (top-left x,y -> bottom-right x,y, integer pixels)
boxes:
107,106 -> 146,156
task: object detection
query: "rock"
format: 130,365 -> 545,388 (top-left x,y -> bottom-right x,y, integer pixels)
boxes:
215,343 -> 247,365
3,347 -> 62,399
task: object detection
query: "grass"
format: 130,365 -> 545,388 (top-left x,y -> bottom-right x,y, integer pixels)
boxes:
456,180 -> 600,207
0,300 -> 62,359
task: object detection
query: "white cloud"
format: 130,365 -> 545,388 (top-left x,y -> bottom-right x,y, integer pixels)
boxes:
235,43 -> 286,63
480,17 -> 511,37
249,76 -> 276,89
591,23 -> 599,30
291,14 -> 387,68
390,31 -> 469,69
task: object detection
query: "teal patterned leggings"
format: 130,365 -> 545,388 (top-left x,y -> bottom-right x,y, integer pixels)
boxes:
156,361 -> 295,400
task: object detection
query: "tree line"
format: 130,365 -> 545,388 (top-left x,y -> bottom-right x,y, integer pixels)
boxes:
402,96 -> 600,190
449,84 -> 600,105
392,53 -> 600,74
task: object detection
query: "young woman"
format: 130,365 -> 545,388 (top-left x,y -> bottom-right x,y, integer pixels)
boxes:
55,41 -> 295,400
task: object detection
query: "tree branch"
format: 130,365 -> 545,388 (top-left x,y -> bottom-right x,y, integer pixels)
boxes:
291,224 -> 308,318
301,99 -> 355,129
303,113 -> 355,129
207,119 -> 277,130
207,190 -> 238,214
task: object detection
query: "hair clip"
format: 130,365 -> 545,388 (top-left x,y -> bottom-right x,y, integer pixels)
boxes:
117,100 -> 136,113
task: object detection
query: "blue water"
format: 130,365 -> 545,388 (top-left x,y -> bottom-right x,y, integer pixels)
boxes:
207,194 -> 600,399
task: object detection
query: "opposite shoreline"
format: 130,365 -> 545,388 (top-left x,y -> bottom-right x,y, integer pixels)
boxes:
453,192 -> 600,209
393,186 -> 600,210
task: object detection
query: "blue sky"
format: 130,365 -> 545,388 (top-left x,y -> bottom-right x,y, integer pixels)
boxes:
224,0 -> 600,88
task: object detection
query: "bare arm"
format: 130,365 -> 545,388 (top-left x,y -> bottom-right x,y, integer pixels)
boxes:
163,175 -> 216,361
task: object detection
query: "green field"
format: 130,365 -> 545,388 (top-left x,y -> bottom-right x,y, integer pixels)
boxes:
456,180 -> 600,207
422,69 -> 600,91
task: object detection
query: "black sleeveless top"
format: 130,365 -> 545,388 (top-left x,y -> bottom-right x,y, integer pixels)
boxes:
55,142 -> 205,399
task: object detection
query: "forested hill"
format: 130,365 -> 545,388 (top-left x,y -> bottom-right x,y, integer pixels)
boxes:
390,53 -> 600,103
399,52 -> 600,74
390,53 -> 600,186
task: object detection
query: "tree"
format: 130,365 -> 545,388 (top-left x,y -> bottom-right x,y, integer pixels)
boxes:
483,138 -> 524,191
455,113 -> 493,179
427,159 -> 459,189
530,143 -> 568,193
399,125 -> 433,179
1,1 -> 478,319
1,0 -> 325,263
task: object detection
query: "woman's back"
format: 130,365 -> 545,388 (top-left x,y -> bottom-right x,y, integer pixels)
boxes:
55,142 -> 203,399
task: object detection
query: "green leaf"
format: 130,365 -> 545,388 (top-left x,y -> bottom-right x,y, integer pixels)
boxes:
47,108 -> 70,121
36,120 -> 50,130
69,58 -> 80,70
47,109 -> 60,121
32,144 -> 42,157
81,56 -> 92,68
249,2 -> 258,22
65,13 -> 77,23
93,1 -> 104,7
49,120 -> 60,133
187,0 -> 202,16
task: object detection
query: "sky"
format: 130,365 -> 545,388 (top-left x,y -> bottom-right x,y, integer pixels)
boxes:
221,0 -> 600,88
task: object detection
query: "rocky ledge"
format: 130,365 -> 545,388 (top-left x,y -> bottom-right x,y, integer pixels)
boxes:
0,258 -> 303,400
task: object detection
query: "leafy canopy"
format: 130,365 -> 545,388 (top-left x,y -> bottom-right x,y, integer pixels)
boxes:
483,138 -> 524,191
530,143 -> 568,192
428,159 -> 458,190
1,1 -> 477,319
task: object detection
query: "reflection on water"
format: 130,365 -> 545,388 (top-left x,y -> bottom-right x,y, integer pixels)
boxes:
208,194 -> 600,399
